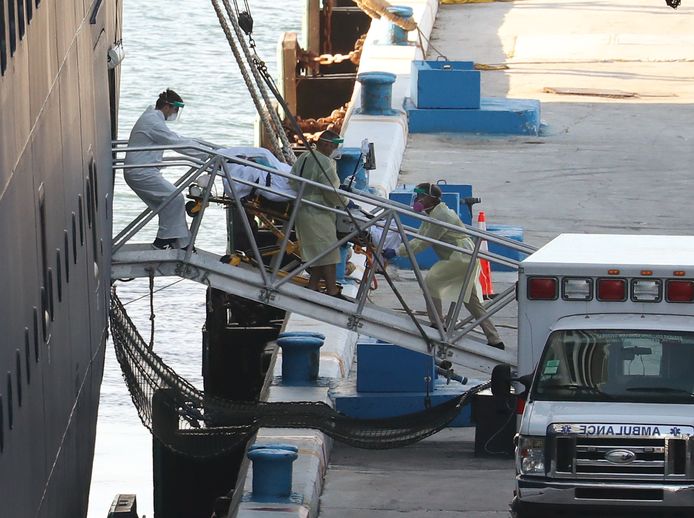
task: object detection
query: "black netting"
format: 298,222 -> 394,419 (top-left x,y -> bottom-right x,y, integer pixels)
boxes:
109,289 -> 489,457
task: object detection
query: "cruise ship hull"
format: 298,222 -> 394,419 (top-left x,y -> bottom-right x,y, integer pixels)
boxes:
0,1 -> 121,516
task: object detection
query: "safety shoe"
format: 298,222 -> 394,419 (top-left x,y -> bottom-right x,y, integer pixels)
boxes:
329,290 -> 354,303
488,341 -> 505,350
152,237 -> 177,250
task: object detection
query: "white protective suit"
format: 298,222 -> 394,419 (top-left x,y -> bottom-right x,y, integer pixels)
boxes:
219,147 -> 295,202
124,107 -> 204,248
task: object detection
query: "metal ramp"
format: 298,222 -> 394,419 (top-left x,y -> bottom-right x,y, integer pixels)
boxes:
111,141 -> 537,373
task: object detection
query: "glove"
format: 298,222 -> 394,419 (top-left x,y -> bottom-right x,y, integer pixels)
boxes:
346,200 -> 359,210
383,248 -> 397,260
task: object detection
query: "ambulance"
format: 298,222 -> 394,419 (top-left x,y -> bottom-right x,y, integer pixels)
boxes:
500,234 -> 694,516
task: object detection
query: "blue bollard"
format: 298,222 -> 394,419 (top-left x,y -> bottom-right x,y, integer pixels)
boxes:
335,148 -> 368,191
278,331 -> 326,341
248,443 -> 299,454
277,335 -> 324,384
384,6 -> 414,45
247,447 -> 298,499
357,72 -> 397,116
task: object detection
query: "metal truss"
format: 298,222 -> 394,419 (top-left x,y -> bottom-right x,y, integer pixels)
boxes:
111,141 -> 537,374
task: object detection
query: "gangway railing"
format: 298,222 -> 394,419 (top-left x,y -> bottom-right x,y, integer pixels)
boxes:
110,141 -> 537,374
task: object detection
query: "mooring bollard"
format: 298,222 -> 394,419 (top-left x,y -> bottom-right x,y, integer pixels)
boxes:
357,72 -> 397,116
278,331 -> 326,341
384,5 -> 414,45
277,335 -> 324,384
247,447 -> 299,499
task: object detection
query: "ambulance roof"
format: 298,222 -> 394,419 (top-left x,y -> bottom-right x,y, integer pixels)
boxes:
523,234 -> 694,268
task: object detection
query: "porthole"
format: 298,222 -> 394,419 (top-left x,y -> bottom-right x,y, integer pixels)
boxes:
86,178 -> 93,229
33,307 -> 39,361
64,231 -> 70,282
78,195 -> 84,246
15,351 -> 22,407
7,373 -> 13,430
56,250 -> 62,302
40,287 -> 47,341
24,329 -> 30,385
0,394 -> 4,453
92,163 -> 99,212
47,268 -> 54,321
71,213 -> 78,264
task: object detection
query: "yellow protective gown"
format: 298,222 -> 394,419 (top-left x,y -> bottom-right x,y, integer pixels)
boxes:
289,151 -> 347,267
397,202 -> 481,304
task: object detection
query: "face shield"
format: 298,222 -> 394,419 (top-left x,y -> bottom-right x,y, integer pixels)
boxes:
166,100 -> 185,122
319,134 -> 344,159
412,186 -> 437,213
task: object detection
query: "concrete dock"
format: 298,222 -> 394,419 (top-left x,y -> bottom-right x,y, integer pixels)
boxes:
318,0 -> 694,516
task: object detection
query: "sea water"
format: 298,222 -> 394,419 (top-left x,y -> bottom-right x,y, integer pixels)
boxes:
88,1 -> 303,515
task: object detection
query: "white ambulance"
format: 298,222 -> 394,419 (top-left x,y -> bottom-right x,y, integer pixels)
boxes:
502,234 -> 694,516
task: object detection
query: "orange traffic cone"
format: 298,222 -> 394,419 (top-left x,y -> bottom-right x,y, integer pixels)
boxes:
477,211 -> 495,300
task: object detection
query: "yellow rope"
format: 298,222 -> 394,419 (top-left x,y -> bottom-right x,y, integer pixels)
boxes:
353,0 -> 418,31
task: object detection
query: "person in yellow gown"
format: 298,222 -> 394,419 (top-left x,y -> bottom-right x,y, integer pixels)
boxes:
384,183 -> 504,349
289,130 -> 348,298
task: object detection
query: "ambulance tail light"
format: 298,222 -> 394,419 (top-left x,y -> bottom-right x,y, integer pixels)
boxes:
516,397 -> 526,415
666,280 -> 694,302
631,279 -> 662,302
562,278 -> 592,301
527,277 -> 558,300
597,278 -> 627,301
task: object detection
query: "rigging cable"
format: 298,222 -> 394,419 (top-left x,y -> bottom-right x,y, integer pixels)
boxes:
222,0 -> 296,164
217,0 -> 296,164
209,0 -> 285,161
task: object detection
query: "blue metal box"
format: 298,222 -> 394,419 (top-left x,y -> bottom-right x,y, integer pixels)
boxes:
486,223 -> 527,272
405,97 -> 542,136
356,338 -> 435,393
411,60 -> 480,110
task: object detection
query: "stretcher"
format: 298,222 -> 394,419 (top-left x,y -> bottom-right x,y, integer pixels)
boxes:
184,147 -> 403,289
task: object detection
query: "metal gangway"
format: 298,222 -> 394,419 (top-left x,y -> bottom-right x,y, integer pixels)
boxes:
111,141 -> 537,374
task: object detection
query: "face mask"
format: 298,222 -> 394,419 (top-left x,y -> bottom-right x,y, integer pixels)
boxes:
166,110 -> 180,122
329,148 -> 342,160
412,200 -> 426,213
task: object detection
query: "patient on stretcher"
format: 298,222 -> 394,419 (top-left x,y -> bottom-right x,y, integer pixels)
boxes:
215,146 -> 403,253
219,146 -> 296,203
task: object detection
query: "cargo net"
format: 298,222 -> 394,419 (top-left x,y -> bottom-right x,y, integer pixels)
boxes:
109,290 -> 489,457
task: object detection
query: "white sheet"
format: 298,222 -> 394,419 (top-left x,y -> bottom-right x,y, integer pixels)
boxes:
368,219 -> 402,251
218,147 -> 296,202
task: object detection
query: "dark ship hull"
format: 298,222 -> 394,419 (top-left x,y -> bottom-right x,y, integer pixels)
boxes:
0,1 -> 121,516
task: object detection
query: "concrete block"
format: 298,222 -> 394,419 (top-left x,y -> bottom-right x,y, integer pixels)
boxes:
405,97 -> 541,136
411,60 -> 480,109
332,379 -> 474,427
356,339 -> 435,393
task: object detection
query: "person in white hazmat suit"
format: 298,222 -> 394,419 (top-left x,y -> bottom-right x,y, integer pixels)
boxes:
289,130 -> 349,299
383,183 -> 505,350
124,89 -> 205,250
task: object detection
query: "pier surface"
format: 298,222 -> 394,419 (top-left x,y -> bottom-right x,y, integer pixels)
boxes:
319,0 -> 694,516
